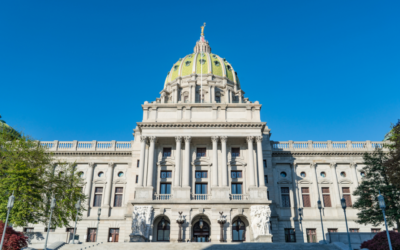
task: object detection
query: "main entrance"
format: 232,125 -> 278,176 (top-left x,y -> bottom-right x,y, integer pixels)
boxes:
192,220 -> 210,242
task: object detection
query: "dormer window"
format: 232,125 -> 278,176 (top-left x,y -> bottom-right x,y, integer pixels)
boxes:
163,148 -> 171,157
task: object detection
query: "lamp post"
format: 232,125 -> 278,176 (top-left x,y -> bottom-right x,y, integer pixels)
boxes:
96,208 -> 101,242
44,197 -> 56,250
72,199 -> 81,244
341,197 -> 352,250
317,200 -> 327,244
378,192 -> 393,250
0,193 -> 15,250
217,212 -> 227,242
176,212 -> 185,242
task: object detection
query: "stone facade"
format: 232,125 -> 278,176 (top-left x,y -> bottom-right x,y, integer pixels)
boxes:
19,35 -> 390,245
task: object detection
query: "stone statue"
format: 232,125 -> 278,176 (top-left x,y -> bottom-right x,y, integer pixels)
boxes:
130,206 -> 153,242
201,22 -> 206,36
250,205 -> 271,239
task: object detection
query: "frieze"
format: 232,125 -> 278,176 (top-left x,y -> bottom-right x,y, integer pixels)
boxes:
137,122 -> 266,128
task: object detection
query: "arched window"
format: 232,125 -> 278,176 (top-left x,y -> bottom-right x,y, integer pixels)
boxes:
157,217 -> 170,242
232,217 -> 246,241
192,218 -> 210,242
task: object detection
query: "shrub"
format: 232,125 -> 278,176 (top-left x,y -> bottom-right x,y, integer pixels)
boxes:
0,221 -> 28,250
361,231 -> 400,250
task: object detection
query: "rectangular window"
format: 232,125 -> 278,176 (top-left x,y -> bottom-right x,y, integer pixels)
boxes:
231,183 -> 243,194
87,228 -> 97,242
322,187 -> 332,207
160,183 -> 171,194
135,175 -> 138,183
163,148 -> 172,157
23,228 -> 34,233
66,228 -> 75,233
215,96 -> 221,103
264,175 -> 268,184
195,183 -> 208,194
284,228 -> 296,242
195,171 -> 208,178
231,148 -> 240,157
263,160 -> 267,168
267,191 -> 270,200
302,187 -> 311,207
328,228 -> 338,233
371,228 -> 381,233
45,228 -> 55,232
93,187 -> 103,207
108,228 -> 119,242
137,160 -> 140,168
160,171 -> 172,178
281,187 -> 291,207
342,187 -> 352,207
306,229 -> 317,243
231,171 -> 242,179
196,148 -> 206,157
114,187 -> 123,207
350,228 -> 359,233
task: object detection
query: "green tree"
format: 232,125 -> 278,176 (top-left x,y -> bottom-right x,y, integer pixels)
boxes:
0,130 -> 86,228
353,147 -> 400,230
384,120 -> 400,190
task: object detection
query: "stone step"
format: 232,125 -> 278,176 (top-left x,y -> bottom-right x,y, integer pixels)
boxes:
61,242 -> 341,250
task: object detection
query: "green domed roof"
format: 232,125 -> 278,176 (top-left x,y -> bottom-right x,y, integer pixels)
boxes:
164,52 -> 238,85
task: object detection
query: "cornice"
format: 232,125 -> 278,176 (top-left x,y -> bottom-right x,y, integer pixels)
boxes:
137,122 -> 266,129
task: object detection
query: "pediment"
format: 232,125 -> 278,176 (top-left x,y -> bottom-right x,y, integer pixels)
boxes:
277,180 -> 292,184
114,179 -> 127,184
339,179 -> 353,184
192,158 -> 211,166
93,179 -> 106,184
318,180 -> 332,184
158,158 -> 175,166
298,180 -> 312,184
229,159 -> 247,166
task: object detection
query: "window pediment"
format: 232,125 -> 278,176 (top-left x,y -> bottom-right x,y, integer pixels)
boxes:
339,179 -> 353,184
298,180 -> 312,184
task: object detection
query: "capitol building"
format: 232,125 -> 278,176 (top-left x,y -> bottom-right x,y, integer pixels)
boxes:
22,29 -> 388,245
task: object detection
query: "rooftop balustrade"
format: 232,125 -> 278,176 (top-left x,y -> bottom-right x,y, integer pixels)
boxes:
40,140 -> 133,151
271,140 -> 387,152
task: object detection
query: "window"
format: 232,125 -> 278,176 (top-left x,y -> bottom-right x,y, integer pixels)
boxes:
45,228 -> 55,232
360,171 -> 366,177
371,228 -> 381,233
78,172 -> 84,178
109,228 -> 119,242
163,148 -> 172,157
231,171 -> 242,179
215,95 -> 221,103
160,171 -> 172,179
300,172 -> 306,177
328,228 -> 338,233
93,187 -> 103,207
66,228 -> 75,233
196,148 -> 206,157
117,172 -> 124,177
195,183 -> 208,194
320,172 -> 326,178
322,187 -> 332,207
350,228 -> 359,233
98,172 -> 104,177
231,183 -> 242,194
160,183 -> 171,194
137,160 -> 140,168
232,218 -> 246,241
114,187 -> 123,207
231,148 -> 240,157
157,218 -> 170,242
195,171 -> 208,178
267,191 -> 270,200
87,228 -> 97,242
284,228 -> 296,242
340,172 -> 346,177
23,228 -> 34,233
281,187 -> 291,207
280,172 -> 287,178
263,160 -> 267,168
306,229 -> 317,243
302,187 -> 311,207
135,175 -> 139,183
342,187 -> 352,207
264,175 -> 268,184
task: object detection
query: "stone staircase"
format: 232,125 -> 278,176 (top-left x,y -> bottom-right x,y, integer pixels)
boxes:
61,242 -> 342,250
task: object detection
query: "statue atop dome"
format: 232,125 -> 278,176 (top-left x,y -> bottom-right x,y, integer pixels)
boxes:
201,22 -> 206,36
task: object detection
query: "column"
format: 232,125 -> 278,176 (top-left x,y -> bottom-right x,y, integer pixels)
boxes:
256,136 -> 265,187
85,162 -> 95,215
331,162 -> 341,206
146,136 -> 157,188
104,162 -> 115,206
138,136 -> 147,186
247,136 -> 256,187
211,136 -> 219,186
220,136 -> 228,186
211,86 -> 215,103
174,137 -> 182,187
182,136 -> 191,187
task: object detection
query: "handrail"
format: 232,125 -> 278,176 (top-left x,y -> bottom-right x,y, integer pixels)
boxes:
271,140 -> 388,151
39,140 -> 133,151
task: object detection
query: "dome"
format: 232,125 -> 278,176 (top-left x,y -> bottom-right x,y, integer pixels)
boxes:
164,39 -> 239,86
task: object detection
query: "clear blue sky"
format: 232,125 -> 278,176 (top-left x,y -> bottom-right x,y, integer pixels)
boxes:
1,1 -> 399,142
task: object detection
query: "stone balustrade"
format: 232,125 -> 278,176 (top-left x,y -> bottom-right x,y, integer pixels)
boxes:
40,140 -> 133,151
271,140 -> 387,151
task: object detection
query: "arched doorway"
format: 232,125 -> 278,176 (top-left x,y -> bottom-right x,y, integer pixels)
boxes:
156,217 -> 170,242
232,217 -> 246,241
192,217 -> 210,242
